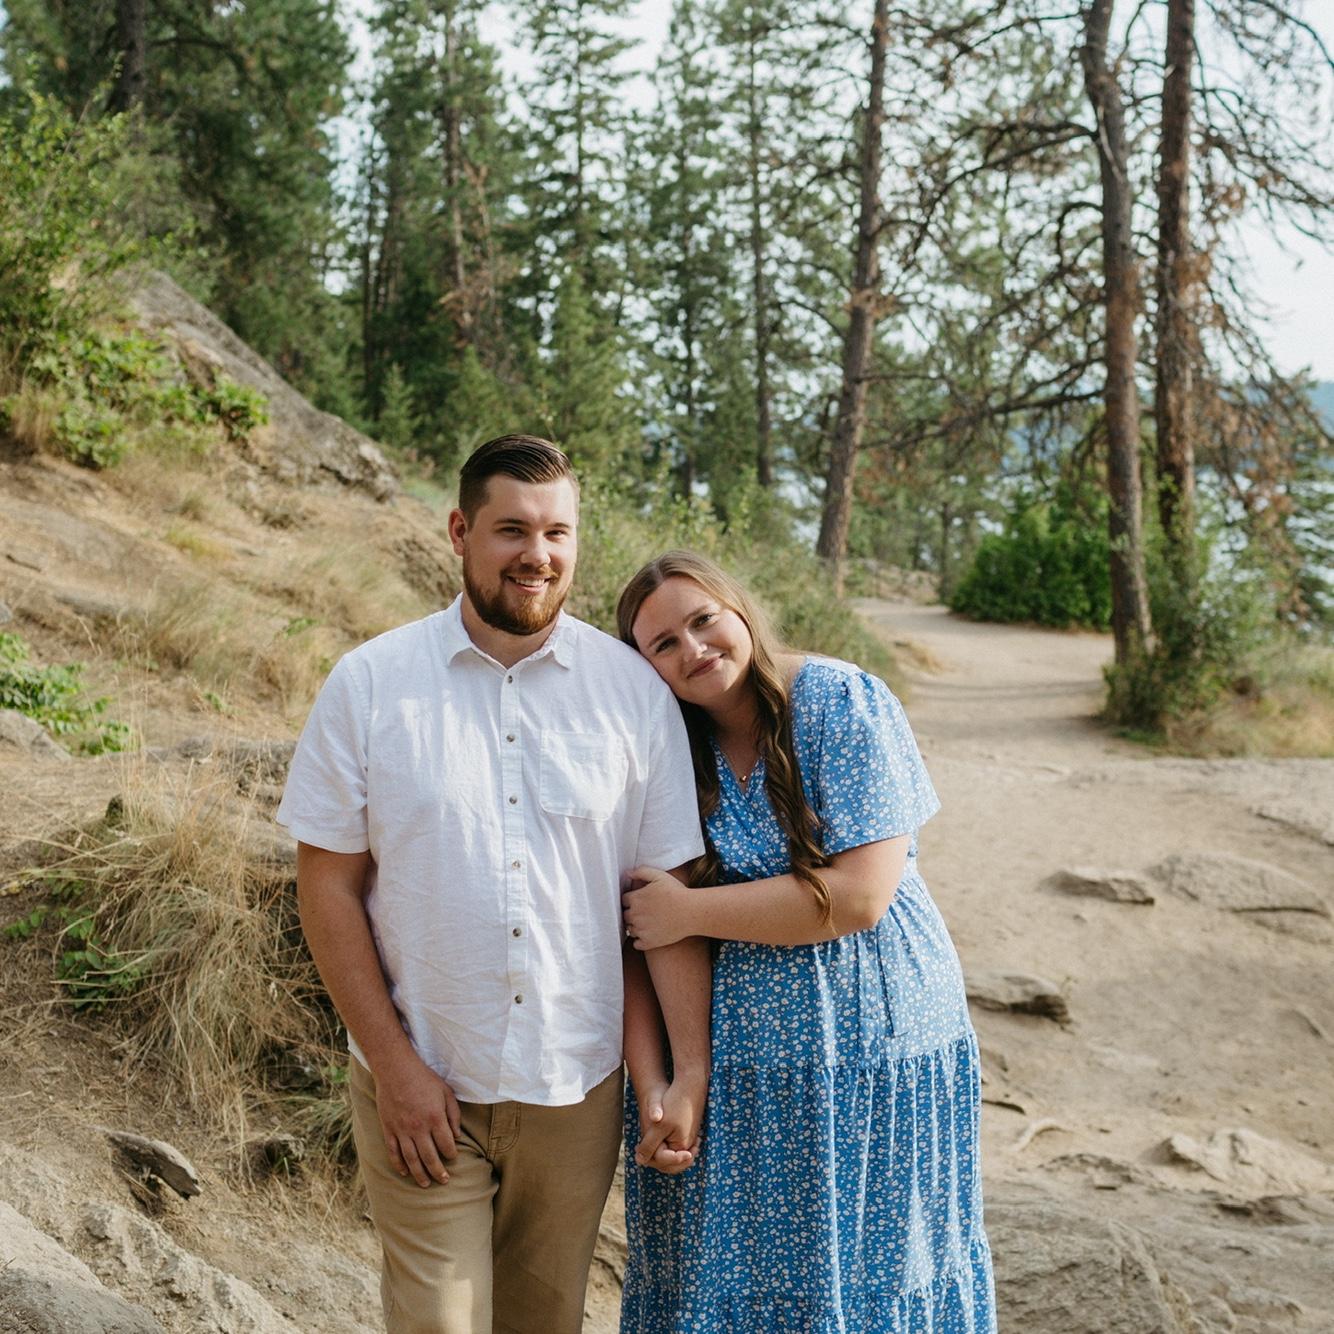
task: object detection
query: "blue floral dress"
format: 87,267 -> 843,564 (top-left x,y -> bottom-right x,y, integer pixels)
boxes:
622,659 -> 995,1333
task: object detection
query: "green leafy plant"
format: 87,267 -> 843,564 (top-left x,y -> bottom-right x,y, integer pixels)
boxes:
0,632 -> 134,753
950,484 -> 1112,630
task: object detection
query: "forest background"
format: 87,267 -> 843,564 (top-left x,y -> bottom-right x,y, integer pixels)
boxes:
2,0 -> 1333,749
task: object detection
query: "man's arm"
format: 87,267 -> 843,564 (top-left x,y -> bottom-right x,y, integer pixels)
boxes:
634,864 -> 711,1167
297,843 -> 461,1188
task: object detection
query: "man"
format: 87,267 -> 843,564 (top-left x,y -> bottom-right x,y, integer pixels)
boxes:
277,435 -> 711,1333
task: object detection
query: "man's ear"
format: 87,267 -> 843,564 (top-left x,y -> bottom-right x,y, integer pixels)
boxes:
447,508 -> 468,556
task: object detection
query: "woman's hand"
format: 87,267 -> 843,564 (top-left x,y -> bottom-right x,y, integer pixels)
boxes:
623,865 -> 697,950
633,1077 -> 702,1175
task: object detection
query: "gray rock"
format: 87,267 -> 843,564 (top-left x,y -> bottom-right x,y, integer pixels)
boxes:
124,269 -> 398,501
0,601 -> 12,624
989,1191 -> 1202,1333
1150,852 -> 1329,917
100,1129 -> 201,1200
1254,800 -> 1334,848
1160,1128 -> 1334,1197
0,711 -> 71,762
81,1202 -> 299,1333
0,1201 -> 163,1334
966,969 -> 1070,1024
1041,867 -> 1156,904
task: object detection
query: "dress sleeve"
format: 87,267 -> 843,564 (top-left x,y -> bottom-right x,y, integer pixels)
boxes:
275,655 -> 371,854
814,669 -> 940,856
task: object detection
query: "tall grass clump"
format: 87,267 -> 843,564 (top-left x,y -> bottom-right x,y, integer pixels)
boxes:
14,763 -> 346,1148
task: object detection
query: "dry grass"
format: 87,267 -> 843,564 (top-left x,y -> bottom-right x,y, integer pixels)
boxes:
1,379 -> 61,455
1164,642 -> 1334,758
163,521 -> 228,561
29,760 -> 345,1149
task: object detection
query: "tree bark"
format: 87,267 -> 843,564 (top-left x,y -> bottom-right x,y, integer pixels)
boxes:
110,0 -> 147,116
745,11 -> 774,488
815,0 -> 889,592
1080,0 -> 1153,662
437,1 -> 472,345
1154,0 -> 1196,566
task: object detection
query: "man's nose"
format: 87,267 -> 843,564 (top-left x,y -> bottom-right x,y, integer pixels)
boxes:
520,535 -> 550,567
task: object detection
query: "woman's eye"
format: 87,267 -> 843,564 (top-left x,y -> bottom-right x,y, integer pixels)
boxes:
654,638 -> 676,654
695,613 -> 715,627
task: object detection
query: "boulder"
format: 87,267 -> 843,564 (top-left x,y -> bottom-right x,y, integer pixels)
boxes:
0,710 -> 71,762
1149,852 -> 1329,917
1254,800 -> 1334,849
82,1203 -> 300,1333
0,1201 -> 163,1334
966,970 -> 1070,1024
124,269 -> 397,502
1041,867 -> 1156,904
1160,1128 -> 1334,1198
988,1190 -> 1202,1333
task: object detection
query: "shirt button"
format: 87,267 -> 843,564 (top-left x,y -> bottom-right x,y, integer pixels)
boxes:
506,733 -> 515,742
512,926 -> 522,937
514,994 -> 524,1005
511,860 -> 521,869
508,795 -> 518,805
506,674 -> 513,683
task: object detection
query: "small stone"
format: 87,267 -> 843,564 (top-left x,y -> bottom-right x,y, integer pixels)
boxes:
1040,867 -> 1155,904
966,970 -> 1071,1024
0,600 -> 12,623
100,1128 -> 202,1200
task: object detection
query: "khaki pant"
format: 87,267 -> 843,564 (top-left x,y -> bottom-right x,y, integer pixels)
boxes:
349,1058 -> 623,1334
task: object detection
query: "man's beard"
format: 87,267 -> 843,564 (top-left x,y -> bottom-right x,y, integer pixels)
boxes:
463,558 -> 568,637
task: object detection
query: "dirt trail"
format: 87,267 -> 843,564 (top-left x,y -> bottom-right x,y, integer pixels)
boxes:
847,598 -> 1334,1328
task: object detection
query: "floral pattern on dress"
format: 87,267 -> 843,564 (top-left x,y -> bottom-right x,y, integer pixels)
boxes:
622,659 -> 996,1333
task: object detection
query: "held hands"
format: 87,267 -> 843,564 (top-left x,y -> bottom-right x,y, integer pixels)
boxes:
374,1052 -> 463,1188
634,1076 -> 706,1175
623,865 -> 695,951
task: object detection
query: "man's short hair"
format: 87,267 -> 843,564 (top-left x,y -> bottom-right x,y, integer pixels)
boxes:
458,435 -> 578,519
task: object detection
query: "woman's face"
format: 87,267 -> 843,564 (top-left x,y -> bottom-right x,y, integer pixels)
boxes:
631,576 -> 755,711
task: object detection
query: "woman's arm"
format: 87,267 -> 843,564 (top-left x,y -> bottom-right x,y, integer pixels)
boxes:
622,835 -> 910,950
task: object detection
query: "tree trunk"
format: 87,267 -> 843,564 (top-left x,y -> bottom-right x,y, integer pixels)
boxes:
746,12 -> 774,488
1154,0 -> 1196,567
110,0 -> 147,116
1080,0 -> 1153,662
437,2 -> 472,345
815,0 -> 889,593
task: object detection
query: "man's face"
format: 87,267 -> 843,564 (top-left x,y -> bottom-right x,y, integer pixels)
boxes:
449,475 -> 578,637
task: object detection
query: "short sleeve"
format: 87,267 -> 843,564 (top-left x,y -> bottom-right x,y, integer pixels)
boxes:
813,669 -> 939,856
633,684 -> 706,870
276,655 -> 371,853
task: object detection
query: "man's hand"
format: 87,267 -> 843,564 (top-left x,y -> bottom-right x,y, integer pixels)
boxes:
623,865 -> 696,951
635,1076 -> 706,1174
373,1053 -> 463,1188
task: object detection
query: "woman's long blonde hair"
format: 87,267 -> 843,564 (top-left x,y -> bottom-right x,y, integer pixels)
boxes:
616,551 -> 831,923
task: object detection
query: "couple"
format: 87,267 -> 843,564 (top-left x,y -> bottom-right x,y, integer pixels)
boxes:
278,434 -> 995,1333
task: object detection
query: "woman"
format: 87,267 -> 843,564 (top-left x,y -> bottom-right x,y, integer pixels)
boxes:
616,551 -> 995,1333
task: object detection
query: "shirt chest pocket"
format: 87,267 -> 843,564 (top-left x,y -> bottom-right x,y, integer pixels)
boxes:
539,729 -> 627,820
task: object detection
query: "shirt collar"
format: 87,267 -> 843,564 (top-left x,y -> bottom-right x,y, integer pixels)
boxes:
441,595 -> 576,671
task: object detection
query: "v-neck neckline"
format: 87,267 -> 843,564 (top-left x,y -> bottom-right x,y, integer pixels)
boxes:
711,657 -> 815,799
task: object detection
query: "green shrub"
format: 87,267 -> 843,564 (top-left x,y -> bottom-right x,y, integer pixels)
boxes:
0,632 -> 134,753
0,92 -> 143,374
950,485 -> 1111,629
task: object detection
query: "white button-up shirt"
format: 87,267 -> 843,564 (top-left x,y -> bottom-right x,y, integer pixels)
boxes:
277,598 -> 703,1105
